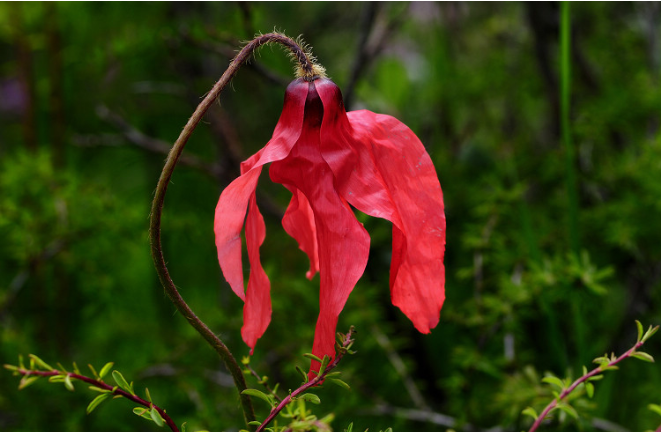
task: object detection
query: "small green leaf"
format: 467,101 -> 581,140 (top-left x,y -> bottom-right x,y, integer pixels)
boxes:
241,389 -> 275,407
642,325 -> 659,343
112,370 -> 133,395
648,404 -> 661,417
133,407 -> 151,419
585,382 -> 594,398
99,362 -> 114,380
319,355 -> 331,375
73,362 -> 81,375
48,375 -> 66,383
248,421 -> 262,426
87,393 -> 111,414
636,320 -> 644,343
150,405 -> 165,427
345,423 -> 354,432
295,366 -> 309,384
298,393 -> 320,404
556,402 -> 578,420
329,378 -> 351,390
18,375 -> 40,390
88,386 -> 111,393
28,354 -> 54,371
631,352 -> 655,363
64,374 -> 75,391
145,387 -> 153,403
88,364 -> 99,379
587,374 -> 604,381
181,421 -> 187,432
522,407 -> 538,420
303,353 -> 324,363
542,376 -> 565,391
3,364 -> 18,372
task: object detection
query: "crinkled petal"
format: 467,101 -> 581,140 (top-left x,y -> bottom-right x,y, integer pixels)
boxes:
270,83 -> 370,373
214,80 -> 308,350
316,79 -> 445,333
282,187 -> 319,279
242,194 -> 271,352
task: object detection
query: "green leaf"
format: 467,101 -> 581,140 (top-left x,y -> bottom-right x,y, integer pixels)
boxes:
88,364 -> 99,379
73,362 -> 81,375
298,393 -> 320,404
248,421 -> 262,426
18,375 -> 40,390
642,325 -> 659,343
145,387 -> 153,403
87,393 -> 111,414
181,421 -> 187,432
585,382 -> 594,398
329,378 -> 351,390
99,362 -> 114,380
556,402 -> 578,420
241,389 -> 275,407
150,405 -> 165,427
88,386 -> 111,393
133,407 -> 151,419
28,354 -> 54,371
295,366 -> 309,384
631,352 -> 655,363
587,374 -> 604,381
64,374 -> 75,391
3,364 -> 18,372
112,370 -> 133,395
648,404 -> 661,417
345,423 -> 354,432
636,320 -> 644,343
319,355 -> 331,375
542,376 -> 565,391
522,407 -> 538,420
303,353 -> 324,363
48,375 -> 66,383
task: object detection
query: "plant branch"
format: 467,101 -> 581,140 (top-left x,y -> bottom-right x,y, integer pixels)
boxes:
528,324 -> 659,432
148,32 -> 318,429
7,367 -> 179,432
255,328 -> 355,432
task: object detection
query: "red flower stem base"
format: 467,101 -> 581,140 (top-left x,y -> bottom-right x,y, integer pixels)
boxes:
255,328 -> 355,432
13,369 -> 179,432
148,33 -> 320,429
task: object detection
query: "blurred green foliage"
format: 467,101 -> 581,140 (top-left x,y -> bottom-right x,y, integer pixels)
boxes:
1,2 -> 660,432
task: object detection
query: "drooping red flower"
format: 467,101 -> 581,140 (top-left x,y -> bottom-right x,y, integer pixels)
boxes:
214,77 -> 445,373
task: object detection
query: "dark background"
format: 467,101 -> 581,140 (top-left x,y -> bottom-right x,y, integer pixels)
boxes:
1,3 -> 660,431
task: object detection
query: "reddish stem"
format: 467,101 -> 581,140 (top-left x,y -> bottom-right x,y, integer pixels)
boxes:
14,369 -> 179,432
255,328 -> 355,432
528,339 -> 646,432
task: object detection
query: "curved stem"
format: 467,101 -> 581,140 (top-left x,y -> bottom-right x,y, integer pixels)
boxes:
148,33 -> 316,429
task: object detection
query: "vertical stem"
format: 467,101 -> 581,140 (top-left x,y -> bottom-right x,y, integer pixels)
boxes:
148,33 -> 317,429
560,2 -> 585,366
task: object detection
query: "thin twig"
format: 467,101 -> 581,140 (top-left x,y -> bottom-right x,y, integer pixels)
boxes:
246,364 -> 283,402
9,367 -> 179,432
148,33 -> 319,429
255,328 -> 355,432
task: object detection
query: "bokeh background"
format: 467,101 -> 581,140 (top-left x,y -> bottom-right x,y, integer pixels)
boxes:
2,2 -> 661,431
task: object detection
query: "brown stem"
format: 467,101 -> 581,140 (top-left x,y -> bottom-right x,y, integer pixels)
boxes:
148,33 -> 318,429
13,369 -> 179,432
255,328 -> 355,432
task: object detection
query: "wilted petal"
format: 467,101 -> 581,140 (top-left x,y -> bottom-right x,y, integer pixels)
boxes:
316,79 -> 445,333
214,80 -> 308,349
270,82 -> 370,373
282,187 -> 319,279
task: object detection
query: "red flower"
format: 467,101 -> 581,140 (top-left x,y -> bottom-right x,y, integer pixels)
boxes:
214,77 -> 445,372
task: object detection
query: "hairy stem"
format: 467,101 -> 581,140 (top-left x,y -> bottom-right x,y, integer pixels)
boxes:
11,368 -> 179,432
148,33 -> 318,429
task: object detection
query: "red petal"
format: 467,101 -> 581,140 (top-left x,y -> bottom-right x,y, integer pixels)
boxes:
270,83 -> 370,374
316,79 -> 446,333
214,79 -> 308,350
282,187 -> 319,279
241,193 -> 271,352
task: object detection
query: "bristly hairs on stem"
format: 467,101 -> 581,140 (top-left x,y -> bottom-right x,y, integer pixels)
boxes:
149,32 -> 324,430
239,30 -> 326,81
